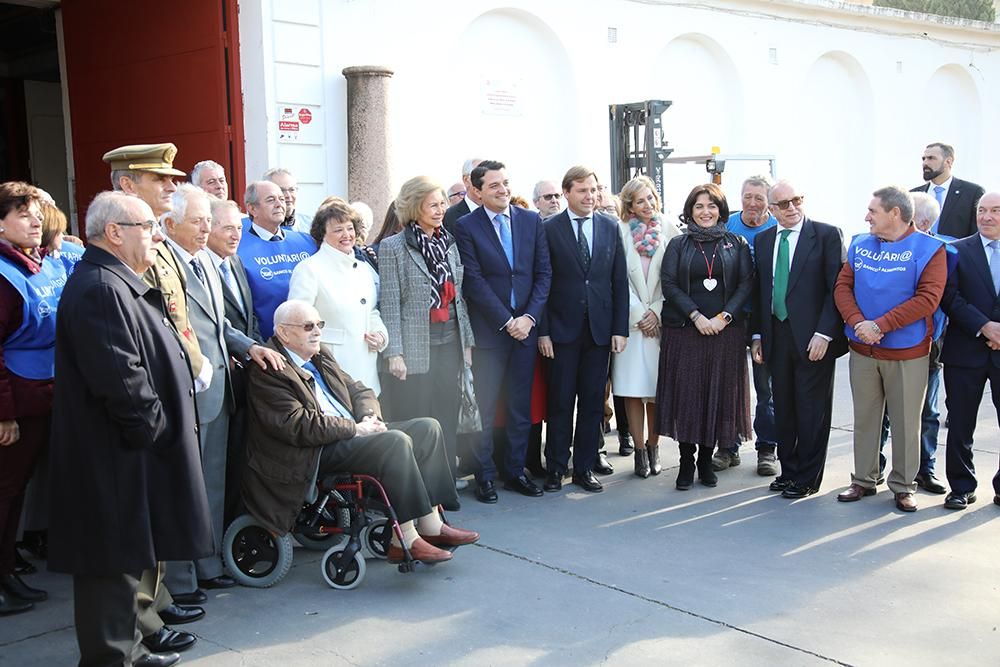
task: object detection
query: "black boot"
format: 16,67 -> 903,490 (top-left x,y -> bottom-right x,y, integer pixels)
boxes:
0,589 -> 32,615
697,445 -> 718,487
618,430 -> 634,456
676,443 -> 696,490
647,442 -> 662,476
634,448 -> 650,478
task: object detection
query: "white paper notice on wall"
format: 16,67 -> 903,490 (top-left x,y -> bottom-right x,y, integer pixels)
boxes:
481,79 -> 522,116
276,104 -> 321,144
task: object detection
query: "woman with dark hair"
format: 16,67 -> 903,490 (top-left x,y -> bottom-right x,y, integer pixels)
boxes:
288,196 -> 388,393
378,176 -> 475,483
368,200 -> 403,255
655,183 -> 753,490
0,182 -> 66,614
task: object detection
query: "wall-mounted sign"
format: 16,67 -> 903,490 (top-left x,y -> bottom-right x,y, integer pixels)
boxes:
481,79 -> 522,117
276,104 -> 320,144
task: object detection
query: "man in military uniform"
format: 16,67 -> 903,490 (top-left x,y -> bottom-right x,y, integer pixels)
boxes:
104,143 -> 207,656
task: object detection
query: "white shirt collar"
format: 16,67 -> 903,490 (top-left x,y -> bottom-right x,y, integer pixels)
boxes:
165,237 -> 197,265
486,207 -> 511,224
464,195 -> 479,212
928,176 -> 953,195
251,221 -> 284,241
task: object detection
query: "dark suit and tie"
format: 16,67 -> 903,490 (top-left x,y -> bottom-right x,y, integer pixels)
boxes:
454,203 -> 551,498
752,215 -> 847,496
940,219 -> 1000,508
443,197 -> 472,235
540,204 -> 628,491
216,253 -> 261,343
911,177 -> 984,239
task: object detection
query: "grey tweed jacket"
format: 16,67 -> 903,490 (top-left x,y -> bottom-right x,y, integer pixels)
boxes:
378,225 -> 475,375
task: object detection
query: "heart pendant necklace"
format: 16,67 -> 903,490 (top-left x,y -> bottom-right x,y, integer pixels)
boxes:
696,241 -> 719,291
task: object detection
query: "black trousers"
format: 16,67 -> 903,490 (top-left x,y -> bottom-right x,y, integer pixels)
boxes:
943,362 -> 1000,495
73,571 -> 144,667
545,325 -> 610,474
768,318 -> 837,489
319,418 -> 460,523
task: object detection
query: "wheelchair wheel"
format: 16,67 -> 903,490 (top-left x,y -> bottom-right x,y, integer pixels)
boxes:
361,517 -> 389,560
295,491 -> 351,551
321,543 -> 366,590
223,514 -> 294,588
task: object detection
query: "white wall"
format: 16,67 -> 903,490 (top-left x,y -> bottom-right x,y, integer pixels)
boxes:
240,0 -> 1000,234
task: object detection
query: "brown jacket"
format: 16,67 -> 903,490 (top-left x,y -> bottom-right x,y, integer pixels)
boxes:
242,337 -> 380,535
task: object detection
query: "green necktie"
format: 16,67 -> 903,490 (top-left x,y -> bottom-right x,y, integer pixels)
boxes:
773,229 -> 791,321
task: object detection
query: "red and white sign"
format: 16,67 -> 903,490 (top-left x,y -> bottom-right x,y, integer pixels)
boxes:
298,108 -> 312,124
276,104 -> 321,144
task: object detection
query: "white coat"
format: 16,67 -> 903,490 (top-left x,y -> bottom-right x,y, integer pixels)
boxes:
288,243 -> 389,393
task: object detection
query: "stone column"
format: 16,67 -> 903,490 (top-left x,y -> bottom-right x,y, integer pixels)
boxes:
342,65 -> 394,236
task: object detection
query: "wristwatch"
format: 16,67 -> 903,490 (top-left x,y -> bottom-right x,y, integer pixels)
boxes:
719,312 -> 733,323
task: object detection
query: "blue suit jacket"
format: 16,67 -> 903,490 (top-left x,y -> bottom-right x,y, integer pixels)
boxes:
941,233 -> 1000,369
540,210 -> 629,345
454,205 -> 552,348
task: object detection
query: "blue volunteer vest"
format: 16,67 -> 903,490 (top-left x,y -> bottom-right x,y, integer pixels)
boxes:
845,230 -> 944,349
236,223 -> 316,339
57,240 -> 85,275
0,255 -> 68,379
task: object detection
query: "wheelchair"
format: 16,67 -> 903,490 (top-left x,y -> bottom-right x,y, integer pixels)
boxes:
222,473 -> 420,590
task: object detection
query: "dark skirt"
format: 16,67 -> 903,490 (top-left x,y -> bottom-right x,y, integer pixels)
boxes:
655,321 -> 750,447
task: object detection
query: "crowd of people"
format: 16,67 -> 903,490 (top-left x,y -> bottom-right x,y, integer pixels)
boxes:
0,140 -> 997,666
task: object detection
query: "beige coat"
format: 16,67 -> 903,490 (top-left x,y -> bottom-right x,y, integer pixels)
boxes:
288,242 -> 388,393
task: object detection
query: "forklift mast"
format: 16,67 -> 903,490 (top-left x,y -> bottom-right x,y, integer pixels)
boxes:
608,100 -> 673,202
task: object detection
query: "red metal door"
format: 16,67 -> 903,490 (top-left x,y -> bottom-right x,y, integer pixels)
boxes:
61,0 -> 245,230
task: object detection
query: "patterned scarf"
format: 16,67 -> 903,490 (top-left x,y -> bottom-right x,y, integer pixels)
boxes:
412,223 -> 456,322
628,215 -> 662,257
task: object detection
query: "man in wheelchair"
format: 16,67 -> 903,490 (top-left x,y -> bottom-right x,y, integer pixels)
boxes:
242,299 -> 479,564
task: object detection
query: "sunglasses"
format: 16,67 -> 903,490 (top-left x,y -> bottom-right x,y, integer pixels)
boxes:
283,320 -> 325,331
449,191 -> 466,199
772,196 -> 804,210
539,193 -> 561,201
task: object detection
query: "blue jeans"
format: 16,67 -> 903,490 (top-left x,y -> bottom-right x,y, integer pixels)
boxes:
727,351 -> 777,452
878,343 -> 942,475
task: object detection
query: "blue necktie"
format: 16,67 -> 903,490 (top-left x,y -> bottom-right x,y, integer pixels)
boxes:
497,213 -> 516,309
218,260 -> 244,314
302,361 -> 353,419
933,185 -> 945,208
989,241 -> 1000,296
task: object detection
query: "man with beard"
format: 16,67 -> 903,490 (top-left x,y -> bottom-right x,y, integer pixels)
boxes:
713,176 -> 780,476
911,142 -> 984,239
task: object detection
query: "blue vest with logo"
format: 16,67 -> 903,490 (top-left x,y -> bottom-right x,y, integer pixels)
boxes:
0,255 -> 68,379
845,230 -> 944,349
57,240 -> 85,275
236,223 -> 316,339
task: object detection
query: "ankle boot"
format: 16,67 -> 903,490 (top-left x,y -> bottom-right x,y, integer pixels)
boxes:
0,589 -> 32,615
634,448 -> 650,478
697,445 -> 718,487
647,442 -> 662,476
676,443 -> 696,490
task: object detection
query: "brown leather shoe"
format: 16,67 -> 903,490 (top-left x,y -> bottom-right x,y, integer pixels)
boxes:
387,537 -> 453,564
837,483 -> 876,502
894,492 -> 918,512
421,524 -> 479,547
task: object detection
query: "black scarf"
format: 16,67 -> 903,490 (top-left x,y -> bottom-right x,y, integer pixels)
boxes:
411,223 -> 456,322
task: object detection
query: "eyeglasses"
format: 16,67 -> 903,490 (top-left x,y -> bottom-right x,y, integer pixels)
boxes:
772,196 -> 804,210
449,191 -> 466,199
279,187 -> 298,195
539,193 -> 561,201
282,320 -> 325,331
114,220 -> 160,234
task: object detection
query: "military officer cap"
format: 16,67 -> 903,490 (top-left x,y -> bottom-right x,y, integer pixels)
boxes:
102,143 -> 187,177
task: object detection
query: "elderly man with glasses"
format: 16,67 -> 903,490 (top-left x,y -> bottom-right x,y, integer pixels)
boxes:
532,180 -> 563,218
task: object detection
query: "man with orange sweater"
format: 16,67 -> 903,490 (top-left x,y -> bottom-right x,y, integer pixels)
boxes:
834,186 -> 947,512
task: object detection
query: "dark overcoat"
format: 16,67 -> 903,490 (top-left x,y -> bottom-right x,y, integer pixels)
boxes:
242,338 -> 380,535
47,245 -> 213,575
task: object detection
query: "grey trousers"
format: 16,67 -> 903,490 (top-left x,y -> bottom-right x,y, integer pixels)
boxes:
319,417 -> 460,523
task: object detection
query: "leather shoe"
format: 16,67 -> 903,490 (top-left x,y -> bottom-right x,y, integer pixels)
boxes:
995,494 -> 1000,507
0,573 -> 47,602
915,472 -> 947,495
837,484 -> 876,502
944,491 -> 977,510
387,537 -> 452,564
159,603 -> 205,625
171,589 -> 207,605
0,590 -> 32,615
618,431 -> 634,456
474,479 -> 498,504
543,471 -> 563,492
198,574 -> 235,589
769,478 -> 792,492
593,451 -> 614,475
422,523 -> 479,547
571,471 -> 604,493
504,474 -> 543,497
14,549 -> 36,575
782,483 -> 818,499
894,492 -> 918,512
143,627 -> 196,653
135,652 -> 181,667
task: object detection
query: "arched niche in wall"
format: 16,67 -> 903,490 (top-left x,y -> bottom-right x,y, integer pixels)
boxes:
919,65 -> 982,177
653,33 -> 744,211
399,7 -> 577,196
797,51 -> 875,235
